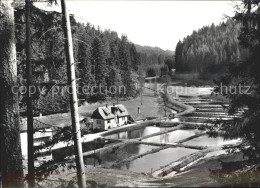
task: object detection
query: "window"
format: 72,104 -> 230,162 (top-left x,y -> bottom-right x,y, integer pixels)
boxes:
107,120 -> 110,123
97,120 -> 101,124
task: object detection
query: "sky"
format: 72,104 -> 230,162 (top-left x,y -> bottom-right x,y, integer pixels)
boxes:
37,1 -> 237,51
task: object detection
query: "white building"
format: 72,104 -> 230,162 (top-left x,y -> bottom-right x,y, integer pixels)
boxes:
20,119 -> 53,164
91,104 -> 129,130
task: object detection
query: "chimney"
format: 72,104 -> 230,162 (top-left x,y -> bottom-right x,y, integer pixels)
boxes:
138,107 -> 140,114
113,103 -> 115,106
106,104 -> 108,108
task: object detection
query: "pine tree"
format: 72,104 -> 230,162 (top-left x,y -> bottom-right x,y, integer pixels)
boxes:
129,44 -> 141,71
118,36 -> 136,97
175,41 -> 184,72
77,31 -> 94,99
106,40 -> 118,89
175,19 -> 242,75
212,1 -> 260,186
90,37 -> 107,87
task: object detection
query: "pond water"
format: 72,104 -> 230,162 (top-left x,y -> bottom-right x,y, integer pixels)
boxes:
85,128 -> 239,173
120,147 -> 197,173
142,129 -> 201,143
105,126 -> 171,140
84,143 -> 158,166
184,135 -> 240,147
169,86 -> 213,96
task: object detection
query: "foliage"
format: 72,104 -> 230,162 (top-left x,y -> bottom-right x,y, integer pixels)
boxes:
157,93 -> 170,118
160,65 -> 169,76
157,77 -> 172,118
146,68 -> 157,77
135,44 -> 175,76
14,5 -> 172,112
211,0 -> 260,186
34,125 -> 79,180
210,160 -> 260,187
175,19 -> 248,80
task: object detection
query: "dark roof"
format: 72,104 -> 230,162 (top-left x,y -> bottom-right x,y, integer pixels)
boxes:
115,104 -> 129,117
20,118 -> 51,132
91,106 -> 115,120
20,113 -> 86,132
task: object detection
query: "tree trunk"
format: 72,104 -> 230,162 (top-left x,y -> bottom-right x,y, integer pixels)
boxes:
60,0 -> 86,187
25,0 -> 35,186
0,1 -> 24,187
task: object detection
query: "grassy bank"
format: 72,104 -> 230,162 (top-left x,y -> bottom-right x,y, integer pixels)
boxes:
79,94 -> 160,119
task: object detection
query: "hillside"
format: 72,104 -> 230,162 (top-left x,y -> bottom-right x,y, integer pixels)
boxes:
135,44 -> 174,57
175,20 -> 248,80
135,44 -> 175,77
14,5 -> 175,115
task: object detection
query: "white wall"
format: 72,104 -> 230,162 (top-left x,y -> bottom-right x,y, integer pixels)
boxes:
104,118 -> 116,130
118,116 -> 128,126
20,129 -> 52,159
20,132 -> 28,158
93,118 -> 118,130
93,116 -> 128,130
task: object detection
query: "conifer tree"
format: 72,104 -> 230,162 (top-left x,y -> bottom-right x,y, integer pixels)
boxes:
212,1 -> 260,186
90,37 -> 107,87
118,36 -> 136,96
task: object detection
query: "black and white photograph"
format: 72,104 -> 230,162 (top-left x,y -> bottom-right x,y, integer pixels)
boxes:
1,0 -> 260,187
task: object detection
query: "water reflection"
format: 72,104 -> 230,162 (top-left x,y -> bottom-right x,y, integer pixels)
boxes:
84,144 -> 158,166
105,126 -> 167,140
84,129 -> 238,173
121,147 -> 197,173
184,135 -> 240,147
142,129 -> 201,143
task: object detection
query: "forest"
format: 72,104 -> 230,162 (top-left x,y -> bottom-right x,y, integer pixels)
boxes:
1,0 -> 260,187
136,44 -> 175,77
175,20 -> 248,79
15,5 -> 174,116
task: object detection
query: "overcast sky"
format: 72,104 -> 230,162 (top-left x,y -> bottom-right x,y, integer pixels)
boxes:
37,1 -> 236,51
